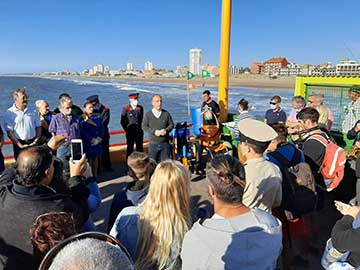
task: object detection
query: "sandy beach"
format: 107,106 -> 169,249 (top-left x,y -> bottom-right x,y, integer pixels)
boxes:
21,74 -> 296,90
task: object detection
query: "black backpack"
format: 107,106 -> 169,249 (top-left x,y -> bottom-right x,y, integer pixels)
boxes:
268,147 -> 317,215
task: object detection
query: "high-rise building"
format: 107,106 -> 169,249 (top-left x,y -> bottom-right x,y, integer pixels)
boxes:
189,48 -> 202,75
96,64 -> 104,74
144,61 -> 153,71
126,63 -> 134,71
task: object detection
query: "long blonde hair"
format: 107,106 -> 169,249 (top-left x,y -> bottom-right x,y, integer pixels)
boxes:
135,160 -> 191,270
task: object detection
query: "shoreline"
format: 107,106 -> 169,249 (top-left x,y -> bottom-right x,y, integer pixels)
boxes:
5,74 -> 296,90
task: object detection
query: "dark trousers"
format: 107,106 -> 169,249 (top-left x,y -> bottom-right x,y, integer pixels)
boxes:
12,138 -> 36,160
356,156 -> 360,205
126,130 -> 144,157
149,143 -> 170,163
102,133 -> 112,169
0,151 -> 4,174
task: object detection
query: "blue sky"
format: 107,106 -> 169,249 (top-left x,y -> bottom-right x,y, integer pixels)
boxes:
0,0 -> 359,73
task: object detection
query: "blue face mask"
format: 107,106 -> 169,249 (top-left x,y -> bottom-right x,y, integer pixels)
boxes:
270,104 -> 277,110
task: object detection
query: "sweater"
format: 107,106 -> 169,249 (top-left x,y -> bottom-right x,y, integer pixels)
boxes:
181,209 -> 282,270
142,109 -> 174,143
331,215 -> 360,267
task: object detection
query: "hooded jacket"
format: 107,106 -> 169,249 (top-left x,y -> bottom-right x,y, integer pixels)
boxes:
107,181 -> 149,232
181,209 -> 282,270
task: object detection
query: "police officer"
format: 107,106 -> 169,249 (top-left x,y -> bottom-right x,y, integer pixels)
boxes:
121,93 -> 144,157
86,95 -> 112,171
237,118 -> 282,213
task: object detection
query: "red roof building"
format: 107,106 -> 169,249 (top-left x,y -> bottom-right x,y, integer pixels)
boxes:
263,57 -> 289,75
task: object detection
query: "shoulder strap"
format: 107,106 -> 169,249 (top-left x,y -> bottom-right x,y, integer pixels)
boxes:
268,151 -> 291,168
308,134 -> 329,147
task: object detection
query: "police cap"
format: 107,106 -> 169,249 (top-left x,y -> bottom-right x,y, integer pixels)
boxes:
128,93 -> 139,99
237,118 -> 277,147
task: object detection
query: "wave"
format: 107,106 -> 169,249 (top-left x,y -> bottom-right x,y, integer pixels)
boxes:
119,86 -> 152,93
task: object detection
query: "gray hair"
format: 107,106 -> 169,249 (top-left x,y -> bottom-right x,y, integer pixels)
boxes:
48,238 -> 134,270
59,96 -> 72,109
12,88 -> 27,100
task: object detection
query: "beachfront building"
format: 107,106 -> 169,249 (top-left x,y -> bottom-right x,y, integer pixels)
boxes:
229,65 -> 241,76
263,57 -> 289,75
104,66 -> 110,75
278,62 -> 313,76
189,48 -> 202,75
336,59 -> 360,76
250,62 -> 265,74
126,63 -> 134,71
144,61 -> 154,71
97,64 -> 104,74
175,66 -> 189,77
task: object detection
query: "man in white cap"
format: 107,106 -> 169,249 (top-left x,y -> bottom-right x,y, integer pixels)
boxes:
237,118 -> 282,213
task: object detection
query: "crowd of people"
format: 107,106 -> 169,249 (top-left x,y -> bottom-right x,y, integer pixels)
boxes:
0,86 -> 360,270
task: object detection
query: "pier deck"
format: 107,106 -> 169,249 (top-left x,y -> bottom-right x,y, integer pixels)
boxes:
94,163 -> 341,270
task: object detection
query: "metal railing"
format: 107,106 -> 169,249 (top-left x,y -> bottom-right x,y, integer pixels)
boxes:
3,129 -> 148,160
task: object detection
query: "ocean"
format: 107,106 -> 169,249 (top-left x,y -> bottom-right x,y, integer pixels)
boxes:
0,76 -> 294,156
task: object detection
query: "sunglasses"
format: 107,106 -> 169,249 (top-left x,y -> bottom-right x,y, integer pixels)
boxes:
38,232 -> 133,270
269,102 -> 277,105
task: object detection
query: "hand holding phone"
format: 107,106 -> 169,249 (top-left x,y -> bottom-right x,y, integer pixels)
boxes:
69,154 -> 86,177
71,139 -> 83,162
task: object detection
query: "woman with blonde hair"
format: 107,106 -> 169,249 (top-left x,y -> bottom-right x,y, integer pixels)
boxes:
110,160 -> 191,270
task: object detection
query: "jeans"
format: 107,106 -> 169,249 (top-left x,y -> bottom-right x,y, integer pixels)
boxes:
149,143 -> 171,163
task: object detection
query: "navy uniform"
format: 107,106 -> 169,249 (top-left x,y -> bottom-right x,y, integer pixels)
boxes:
86,95 -> 112,170
237,118 -> 282,213
121,93 -> 144,157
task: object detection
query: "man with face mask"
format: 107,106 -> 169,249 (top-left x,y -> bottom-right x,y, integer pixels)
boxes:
4,88 -> 42,159
49,96 -> 81,162
237,118 -> 282,213
264,95 -> 287,125
86,95 -> 112,171
53,93 -> 83,117
343,86 -> 360,135
121,93 -> 144,157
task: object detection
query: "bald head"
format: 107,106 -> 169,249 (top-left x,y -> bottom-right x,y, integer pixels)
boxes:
17,146 -> 54,186
152,95 -> 162,111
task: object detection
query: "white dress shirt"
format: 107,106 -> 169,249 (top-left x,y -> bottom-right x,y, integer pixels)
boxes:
4,104 -> 41,140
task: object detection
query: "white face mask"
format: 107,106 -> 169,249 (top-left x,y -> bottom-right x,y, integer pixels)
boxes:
64,108 -> 72,116
130,99 -> 138,107
270,104 -> 277,110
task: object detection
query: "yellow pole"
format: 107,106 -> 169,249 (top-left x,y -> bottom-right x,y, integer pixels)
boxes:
218,0 -> 232,122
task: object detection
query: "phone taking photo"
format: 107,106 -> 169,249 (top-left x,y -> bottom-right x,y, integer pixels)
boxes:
71,139 -> 83,162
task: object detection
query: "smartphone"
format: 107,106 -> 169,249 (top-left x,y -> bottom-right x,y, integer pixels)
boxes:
71,139 -> 83,162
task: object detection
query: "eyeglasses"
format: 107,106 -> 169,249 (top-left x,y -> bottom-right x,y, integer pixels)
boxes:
38,232 -> 133,270
269,102 -> 277,105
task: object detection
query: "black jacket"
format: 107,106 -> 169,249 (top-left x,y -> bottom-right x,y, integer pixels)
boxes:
121,105 -> 143,132
331,215 -> 360,267
0,177 -> 89,270
93,104 -> 110,131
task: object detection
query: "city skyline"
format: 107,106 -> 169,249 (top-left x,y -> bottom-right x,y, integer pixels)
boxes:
0,0 -> 359,73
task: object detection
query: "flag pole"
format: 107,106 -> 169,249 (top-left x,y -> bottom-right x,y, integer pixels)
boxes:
187,81 -> 190,116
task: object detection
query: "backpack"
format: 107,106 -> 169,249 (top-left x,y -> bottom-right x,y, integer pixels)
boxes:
268,147 -> 317,215
308,133 -> 347,192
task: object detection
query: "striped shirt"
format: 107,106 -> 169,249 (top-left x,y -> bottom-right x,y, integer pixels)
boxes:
49,113 -> 80,144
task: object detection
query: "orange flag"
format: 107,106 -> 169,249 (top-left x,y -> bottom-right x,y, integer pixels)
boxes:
187,82 -> 196,91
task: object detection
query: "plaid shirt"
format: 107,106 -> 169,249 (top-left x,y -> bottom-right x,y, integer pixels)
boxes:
342,98 -> 360,133
49,113 -> 80,144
